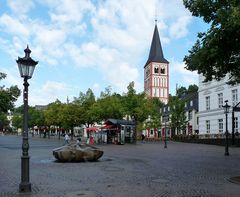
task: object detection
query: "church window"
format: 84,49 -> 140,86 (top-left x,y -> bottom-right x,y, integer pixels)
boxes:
146,68 -> 150,76
154,67 -> 159,74
160,68 -> 165,74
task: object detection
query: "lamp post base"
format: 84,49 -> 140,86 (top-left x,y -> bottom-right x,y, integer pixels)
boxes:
19,155 -> 31,192
225,152 -> 229,156
19,182 -> 31,192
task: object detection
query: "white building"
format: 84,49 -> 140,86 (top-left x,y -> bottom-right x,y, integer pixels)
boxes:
198,74 -> 240,137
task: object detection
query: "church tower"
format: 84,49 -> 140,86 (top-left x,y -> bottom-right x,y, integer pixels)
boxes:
144,23 -> 169,104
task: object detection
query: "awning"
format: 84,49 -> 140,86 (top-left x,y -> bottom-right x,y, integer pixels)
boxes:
86,127 -> 97,132
101,124 -> 115,129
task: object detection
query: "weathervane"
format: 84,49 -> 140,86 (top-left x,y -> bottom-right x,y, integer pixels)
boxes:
155,6 -> 158,24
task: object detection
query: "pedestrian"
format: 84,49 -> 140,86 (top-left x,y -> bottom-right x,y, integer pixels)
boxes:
76,137 -> 81,145
141,134 -> 145,143
64,133 -> 70,145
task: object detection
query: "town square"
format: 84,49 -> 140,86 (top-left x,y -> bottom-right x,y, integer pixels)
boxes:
0,0 -> 240,196
0,135 -> 240,197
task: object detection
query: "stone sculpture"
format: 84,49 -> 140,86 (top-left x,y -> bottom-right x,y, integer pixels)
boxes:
53,143 -> 104,162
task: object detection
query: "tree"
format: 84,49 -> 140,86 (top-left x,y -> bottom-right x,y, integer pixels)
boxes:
0,112 -> 9,131
12,114 -> 23,130
0,72 -> 21,112
183,0 -> 240,84
73,89 -> 96,127
59,103 -> 82,136
169,96 -> 186,136
144,98 -> 163,130
90,93 -> 124,122
44,100 -> 63,127
176,86 -> 187,98
28,107 -> 45,128
187,84 -> 198,93
176,85 -> 198,98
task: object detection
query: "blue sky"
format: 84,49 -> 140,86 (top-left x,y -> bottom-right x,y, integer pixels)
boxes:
0,0 -> 208,107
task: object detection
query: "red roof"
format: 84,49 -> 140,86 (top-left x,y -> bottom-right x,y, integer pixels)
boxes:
101,124 -> 115,129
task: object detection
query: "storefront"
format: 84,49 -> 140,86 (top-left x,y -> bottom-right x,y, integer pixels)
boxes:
101,119 -> 135,144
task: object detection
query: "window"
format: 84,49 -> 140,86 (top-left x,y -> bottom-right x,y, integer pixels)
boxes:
160,68 -> 165,74
146,68 -> 150,76
154,67 -> 159,74
234,117 -> 238,133
190,100 -> 193,106
218,93 -> 223,108
206,120 -> 210,133
188,111 -> 192,120
232,89 -> 238,106
218,119 -> 223,133
206,96 -> 210,110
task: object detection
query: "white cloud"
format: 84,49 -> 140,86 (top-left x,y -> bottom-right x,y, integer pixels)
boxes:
169,16 -> 192,39
170,59 -> 198,91
0,0 -> 200,105
7,0 -> 35,15
42,81 -> 67,93
26,81 -> 69,106
0,14 -> 30,37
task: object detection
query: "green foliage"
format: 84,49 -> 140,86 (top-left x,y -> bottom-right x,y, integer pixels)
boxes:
28,107 -> 45,128
0,84 -> 21,112
0,112 -> 9,129
12,114 -> 22,129
44,100 -> 63,126
73,88 -> 96,127
12,82 -> 165,134
187,84 -> 198,93
169,96 -> 187,134
183,0 -> 240,84
90,94 -> 124,122
176,84 -> 198,98
176,86 -> 187,98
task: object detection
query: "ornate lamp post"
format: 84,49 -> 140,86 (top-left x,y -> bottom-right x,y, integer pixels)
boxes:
222,100 -> 230,156
17,46 -> 38,192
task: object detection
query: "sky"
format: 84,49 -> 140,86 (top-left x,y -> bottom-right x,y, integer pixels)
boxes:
0,0 -> 209,107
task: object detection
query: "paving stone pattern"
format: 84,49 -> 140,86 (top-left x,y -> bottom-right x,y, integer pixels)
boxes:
0,135 -> 240,197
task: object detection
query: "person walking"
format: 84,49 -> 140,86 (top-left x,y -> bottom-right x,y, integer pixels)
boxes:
64,133 -> 70,145
141,134 -> 145,143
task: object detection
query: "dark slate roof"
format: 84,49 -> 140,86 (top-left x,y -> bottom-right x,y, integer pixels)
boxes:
144,24 -> 169,68
183,92 -> 198,111
105,119 -> 135,126
160,92 -> 199,113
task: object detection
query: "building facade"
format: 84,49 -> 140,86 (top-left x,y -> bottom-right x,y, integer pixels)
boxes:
160,92 -> 199,138
198,75 -> 240,137
144,24 -> 169,104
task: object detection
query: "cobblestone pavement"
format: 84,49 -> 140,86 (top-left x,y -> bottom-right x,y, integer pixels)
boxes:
0,135 -> 240,197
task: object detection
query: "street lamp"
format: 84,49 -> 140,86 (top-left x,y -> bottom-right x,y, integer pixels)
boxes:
164,114 -> 167,148
222,100 -> 230,156
17,46 -> 38,192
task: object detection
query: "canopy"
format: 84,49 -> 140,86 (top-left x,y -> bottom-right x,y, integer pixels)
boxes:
86,127 -> 97,132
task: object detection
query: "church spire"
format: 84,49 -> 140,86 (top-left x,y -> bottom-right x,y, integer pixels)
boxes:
144,24 -> 169,68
